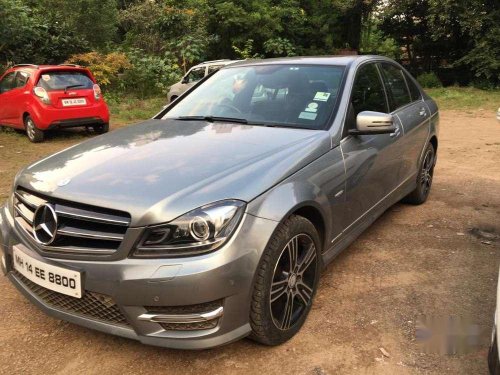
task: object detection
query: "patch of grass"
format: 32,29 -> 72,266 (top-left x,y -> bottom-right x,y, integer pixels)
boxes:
108,96 -> 166,125
426,87 -> 500,110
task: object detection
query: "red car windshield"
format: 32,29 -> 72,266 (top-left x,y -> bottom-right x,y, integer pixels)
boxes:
36,71 -> 93,91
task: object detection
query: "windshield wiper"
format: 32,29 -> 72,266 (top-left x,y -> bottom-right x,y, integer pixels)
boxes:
64,84 -> 85,93
176,116 -> 249,124
173,116 -> 310,129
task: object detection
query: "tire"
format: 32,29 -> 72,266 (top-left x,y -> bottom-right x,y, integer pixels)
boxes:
249,215 -> 321,346
489,332 -> 500,375
93,123 -> 109,134
403,142 -> 436,205
25,115 -> 44,143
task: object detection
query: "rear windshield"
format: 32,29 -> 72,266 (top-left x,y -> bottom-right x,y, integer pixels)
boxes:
36,71 -> 93,91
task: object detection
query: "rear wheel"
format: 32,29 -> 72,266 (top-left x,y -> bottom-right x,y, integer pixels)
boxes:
249,215 -> 320,345
403,142 -> 435,205
25,116 -> 44,143
93,123 -> 109,134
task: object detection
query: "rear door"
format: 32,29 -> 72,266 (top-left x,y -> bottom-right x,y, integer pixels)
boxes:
36,70 -> 96,109
379,63 -> 429,181
340,62 -> 405,229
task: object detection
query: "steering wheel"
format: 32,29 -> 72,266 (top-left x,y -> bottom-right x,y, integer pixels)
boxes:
216,102 -> 242,114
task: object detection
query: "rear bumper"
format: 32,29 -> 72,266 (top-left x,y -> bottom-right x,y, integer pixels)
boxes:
29,101 -> 109,130
48,117 -> 106,129
0,204 -> 278,349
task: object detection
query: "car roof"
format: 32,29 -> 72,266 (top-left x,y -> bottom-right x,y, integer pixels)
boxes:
10,64 -> 89,72
223,55 -> 393,68
192,60 -> 239,68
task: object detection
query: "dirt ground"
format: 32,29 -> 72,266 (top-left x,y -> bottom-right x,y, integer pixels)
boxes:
0,109 -> 499,374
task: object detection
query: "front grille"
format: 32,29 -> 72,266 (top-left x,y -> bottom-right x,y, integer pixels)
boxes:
14,271 -> 130,327
13,187 -> 131,255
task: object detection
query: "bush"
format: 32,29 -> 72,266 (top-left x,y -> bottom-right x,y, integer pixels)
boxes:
121,49 -> 182,98
66,51 -> 131,87
417,72 -> 442,88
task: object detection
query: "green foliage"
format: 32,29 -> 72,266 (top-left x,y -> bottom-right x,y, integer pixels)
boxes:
36,0 -> 118,49
0,0 -> 498,95
121,50 -> 182,98
426,87 -> 500,110
380,0 -> 499,84
263,38 -> 296,57
66,51 -> 131,87
417,72 -> 442,88
0,0 -> 88,64
360,15 -> 400,59
232,40 -> 261,59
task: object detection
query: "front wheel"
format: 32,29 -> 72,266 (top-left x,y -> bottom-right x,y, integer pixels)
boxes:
249,215 -> 321,345
403,142 -> 435,205
25,115 -> 44,143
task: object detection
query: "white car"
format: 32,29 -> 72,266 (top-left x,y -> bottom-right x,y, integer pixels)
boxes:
167,60 -> 238,103
489,268 -> 500,374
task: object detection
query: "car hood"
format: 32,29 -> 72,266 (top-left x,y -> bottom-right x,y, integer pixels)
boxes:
16,119 -> 331,226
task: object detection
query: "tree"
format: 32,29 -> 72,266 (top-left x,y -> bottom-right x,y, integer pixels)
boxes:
0,0 -> 88,64
33,0 -> 119,49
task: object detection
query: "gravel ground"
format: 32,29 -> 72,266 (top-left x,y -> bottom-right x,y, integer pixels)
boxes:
0,109 -> 499,374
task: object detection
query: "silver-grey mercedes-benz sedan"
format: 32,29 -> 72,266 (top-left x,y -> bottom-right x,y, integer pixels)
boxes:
0,56 -> 439,349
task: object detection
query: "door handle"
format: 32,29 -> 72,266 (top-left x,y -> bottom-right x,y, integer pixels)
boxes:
419,107 -> 427,116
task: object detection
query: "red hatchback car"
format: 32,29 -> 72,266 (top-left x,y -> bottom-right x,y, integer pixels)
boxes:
0,64 -> 109,142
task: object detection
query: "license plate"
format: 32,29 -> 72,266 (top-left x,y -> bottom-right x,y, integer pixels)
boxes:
61,98 -> 86,107
13,247 -> 83,298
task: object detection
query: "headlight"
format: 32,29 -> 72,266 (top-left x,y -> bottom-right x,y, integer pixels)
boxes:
133,200 -> 246,257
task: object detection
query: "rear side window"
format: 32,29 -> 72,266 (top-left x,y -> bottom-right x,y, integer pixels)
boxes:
380,63 -> 411,111
36,71 -> 93,91
404,72 -> 422,101
15,71 -> 30,88
351,63 -> 388,116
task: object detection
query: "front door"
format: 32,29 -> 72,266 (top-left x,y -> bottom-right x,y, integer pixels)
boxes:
340,62 -> 405,230
3,71 -> 30,127
0,72 -> 17,125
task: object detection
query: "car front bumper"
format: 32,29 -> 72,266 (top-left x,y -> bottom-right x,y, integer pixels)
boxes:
0,204 -> 278,349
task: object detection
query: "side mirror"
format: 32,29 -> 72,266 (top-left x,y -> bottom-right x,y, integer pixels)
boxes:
181,76 -> 189,84
349,111 -> 396,135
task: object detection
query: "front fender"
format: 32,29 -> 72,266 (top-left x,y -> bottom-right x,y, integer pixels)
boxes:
247,180 -> 332,248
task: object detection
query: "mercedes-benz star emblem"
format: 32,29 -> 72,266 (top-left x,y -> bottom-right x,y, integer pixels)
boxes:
32,204 -> 58,245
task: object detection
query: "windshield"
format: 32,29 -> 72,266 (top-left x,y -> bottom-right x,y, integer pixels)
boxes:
37,71 -> 94,91
163,64 -> 345,129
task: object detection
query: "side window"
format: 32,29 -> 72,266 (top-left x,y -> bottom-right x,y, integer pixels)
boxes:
0,72 -> 16,93
351,64 -> 388,116
380,64 -> 411,111
404,72 -> 422,101
15,71 -> 30,88
187,67 -> 206,83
